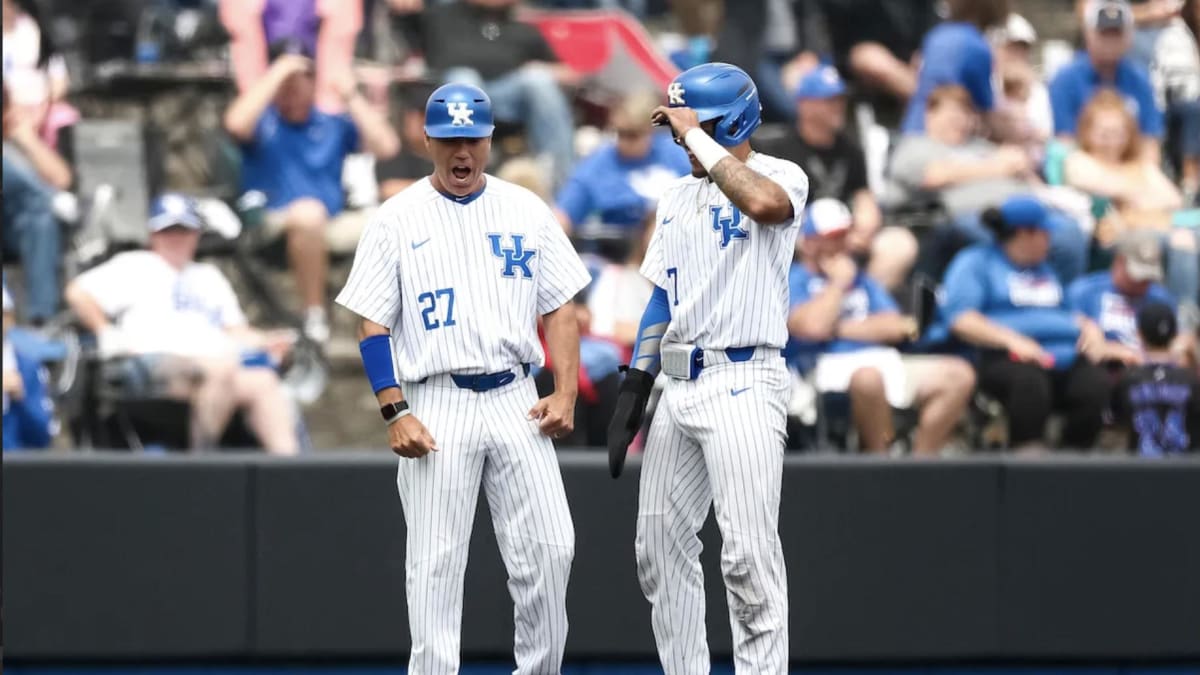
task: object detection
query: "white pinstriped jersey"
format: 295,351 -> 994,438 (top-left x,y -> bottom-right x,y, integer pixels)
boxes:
640,152 -> 809,351
335,175 -> 591,381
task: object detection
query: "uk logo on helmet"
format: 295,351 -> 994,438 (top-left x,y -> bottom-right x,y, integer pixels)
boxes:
667,82 -> 686,105
447,102 -> 474,126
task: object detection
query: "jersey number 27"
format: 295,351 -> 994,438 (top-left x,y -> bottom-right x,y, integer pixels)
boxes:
418,288 -> 457,330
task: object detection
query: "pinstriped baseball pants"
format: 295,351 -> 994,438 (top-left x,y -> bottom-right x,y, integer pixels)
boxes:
636,359 -> 790,675
398,376 -> 574,674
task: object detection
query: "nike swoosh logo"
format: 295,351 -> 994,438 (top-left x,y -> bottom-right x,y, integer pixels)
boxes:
411,238 -> 431,250
731,387 -> 751,397
662,217 -> 674,224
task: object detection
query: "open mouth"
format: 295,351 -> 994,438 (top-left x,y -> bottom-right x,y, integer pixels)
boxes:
451,165 -> 471,181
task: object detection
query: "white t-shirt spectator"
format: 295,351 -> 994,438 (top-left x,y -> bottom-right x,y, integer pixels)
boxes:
587,264 -> 653,343
74,251 -> 248,358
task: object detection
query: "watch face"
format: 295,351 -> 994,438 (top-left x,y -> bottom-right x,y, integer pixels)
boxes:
381,401 -> 408,420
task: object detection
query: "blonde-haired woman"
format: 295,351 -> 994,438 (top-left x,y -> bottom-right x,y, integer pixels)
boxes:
1064,89 -> 1199,304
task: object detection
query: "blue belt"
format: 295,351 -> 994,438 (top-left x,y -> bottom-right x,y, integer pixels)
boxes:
694,346 -> 782,373
443,364 -> 531,392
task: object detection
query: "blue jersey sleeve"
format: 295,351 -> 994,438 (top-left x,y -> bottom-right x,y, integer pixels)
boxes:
941,248 -> 989,324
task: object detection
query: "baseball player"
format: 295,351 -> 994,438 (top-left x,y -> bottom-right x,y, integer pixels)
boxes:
607,63 -> 809,673
335,83 -> 591,674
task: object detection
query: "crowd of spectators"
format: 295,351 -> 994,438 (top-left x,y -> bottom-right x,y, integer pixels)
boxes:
2,0 -> 1199,455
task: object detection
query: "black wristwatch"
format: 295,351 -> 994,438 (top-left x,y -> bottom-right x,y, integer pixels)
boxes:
380,400 -> 410,423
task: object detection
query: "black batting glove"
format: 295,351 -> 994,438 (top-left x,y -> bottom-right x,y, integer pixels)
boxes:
607,367 -> 655,478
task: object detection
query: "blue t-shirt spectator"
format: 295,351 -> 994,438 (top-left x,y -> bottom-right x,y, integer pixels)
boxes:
555,131 -> 690,231
901,22 -> 994,133
1048,52 -> 1163,138
1067,271 -> 1174,347
785,263 -> 898,372
240,106 -> 359,216
941,244 -> 1081,369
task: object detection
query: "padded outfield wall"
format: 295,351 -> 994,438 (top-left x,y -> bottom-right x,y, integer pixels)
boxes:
3,453 -> 1199,665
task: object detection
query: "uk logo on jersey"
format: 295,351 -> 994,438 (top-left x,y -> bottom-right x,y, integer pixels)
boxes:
710,204 -> 748,248
487,233 -> 537,278
447,102 -> 474,126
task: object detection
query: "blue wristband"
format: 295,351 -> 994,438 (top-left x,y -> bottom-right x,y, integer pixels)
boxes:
359,334 -> 399,394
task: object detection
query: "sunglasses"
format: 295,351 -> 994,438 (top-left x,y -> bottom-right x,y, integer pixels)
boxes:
616,128 -> 649,140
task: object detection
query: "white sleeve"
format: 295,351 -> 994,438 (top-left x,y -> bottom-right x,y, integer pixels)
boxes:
535,207 -> 592,315
759,158 -> 810,227
335,209 -> 403,328
639,200 -> 669,288
73,258 -> 135,318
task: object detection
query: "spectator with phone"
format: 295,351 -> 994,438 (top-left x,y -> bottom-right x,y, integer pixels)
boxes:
940,196 -> 1111,450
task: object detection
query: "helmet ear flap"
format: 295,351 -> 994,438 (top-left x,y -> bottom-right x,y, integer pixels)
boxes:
713,97 -> 760,146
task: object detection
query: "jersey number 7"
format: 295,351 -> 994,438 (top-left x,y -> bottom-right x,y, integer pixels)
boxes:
418,288 -> 457,330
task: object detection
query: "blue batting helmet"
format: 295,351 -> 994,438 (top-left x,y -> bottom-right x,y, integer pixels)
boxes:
666,62 -> 762,147
424,83 -> 495,139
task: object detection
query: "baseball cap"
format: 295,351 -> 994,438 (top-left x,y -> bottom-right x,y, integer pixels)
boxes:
1085,0 -> 1133,32
1137,302 -> 1177,348
802,198 -> 853,239
795,66 -> 846,100
1002,13 -> 1038,44
1114,229 -> 1164,282
148,193 -> 204,233
998,195 -> 1053,231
